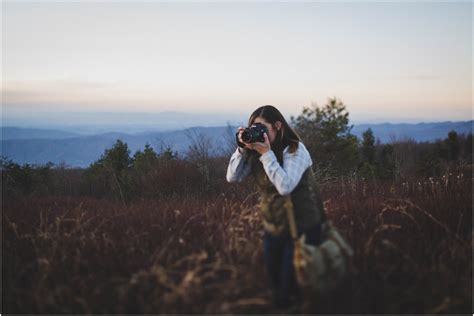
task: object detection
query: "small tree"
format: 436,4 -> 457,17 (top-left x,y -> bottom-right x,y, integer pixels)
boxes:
464,133 -> 473,163
87,139 -> 132,204
291,97 -> 360,177
158,146 -> 178,162
132,143 -> 159,172
446,130 -> 459,161
1,157 -> 54,198
185,129 -> 219,193
376,144 -> 396,180
361,128 -> 376,164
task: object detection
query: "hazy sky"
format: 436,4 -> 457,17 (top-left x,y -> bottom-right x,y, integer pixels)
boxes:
2,1 -> 472,124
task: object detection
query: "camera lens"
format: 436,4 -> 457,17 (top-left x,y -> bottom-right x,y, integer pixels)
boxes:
241,130 -> 252,143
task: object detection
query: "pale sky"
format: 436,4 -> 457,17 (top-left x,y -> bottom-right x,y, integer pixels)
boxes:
2,0 -> 473,124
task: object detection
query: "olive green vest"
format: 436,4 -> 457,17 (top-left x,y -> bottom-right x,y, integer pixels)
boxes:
252,160 -> 327,237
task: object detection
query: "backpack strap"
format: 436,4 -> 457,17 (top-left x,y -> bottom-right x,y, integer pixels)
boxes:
284,196 -> 299,241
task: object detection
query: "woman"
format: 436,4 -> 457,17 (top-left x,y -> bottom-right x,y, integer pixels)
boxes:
226,105 -> 328,308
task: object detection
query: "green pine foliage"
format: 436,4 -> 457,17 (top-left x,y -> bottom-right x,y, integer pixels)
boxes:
291,97 -> 360,179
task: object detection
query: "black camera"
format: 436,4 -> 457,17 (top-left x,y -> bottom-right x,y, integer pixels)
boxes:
236,123 -> 268,148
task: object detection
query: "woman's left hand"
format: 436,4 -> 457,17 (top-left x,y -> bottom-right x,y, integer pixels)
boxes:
245,132 -> 271,155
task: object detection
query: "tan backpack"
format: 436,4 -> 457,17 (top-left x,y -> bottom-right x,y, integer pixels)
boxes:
284,197 -> 354,296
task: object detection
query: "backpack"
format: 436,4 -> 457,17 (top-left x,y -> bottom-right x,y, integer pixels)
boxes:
285,196 -> 354,296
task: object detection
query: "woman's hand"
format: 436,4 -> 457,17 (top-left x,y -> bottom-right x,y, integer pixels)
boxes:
237,127 -> 248,153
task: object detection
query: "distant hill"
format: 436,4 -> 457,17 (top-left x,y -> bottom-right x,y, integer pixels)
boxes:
1,126 -> 235,168
1,121 -> 472,168
1,127 -> 81,140
351,121 -> 473,143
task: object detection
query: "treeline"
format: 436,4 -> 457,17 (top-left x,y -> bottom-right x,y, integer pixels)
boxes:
290,98 -> 472,181
1,97 -> 472,202
1,141 -> 233,203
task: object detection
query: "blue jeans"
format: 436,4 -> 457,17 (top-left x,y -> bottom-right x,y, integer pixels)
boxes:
263,223 -> 322,308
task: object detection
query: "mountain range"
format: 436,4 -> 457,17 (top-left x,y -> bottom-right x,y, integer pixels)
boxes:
1,121 -> 472,168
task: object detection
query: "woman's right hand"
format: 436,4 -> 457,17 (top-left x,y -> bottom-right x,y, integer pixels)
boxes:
237,127 -> 248,153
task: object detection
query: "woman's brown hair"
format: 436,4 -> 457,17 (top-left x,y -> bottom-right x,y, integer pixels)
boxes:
247,105 -> 301,164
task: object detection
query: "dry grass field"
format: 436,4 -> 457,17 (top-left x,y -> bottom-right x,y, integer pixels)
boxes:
3,171 -> 472,313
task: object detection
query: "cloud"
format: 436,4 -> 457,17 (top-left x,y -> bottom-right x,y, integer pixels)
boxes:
3,80 -> 109,100
2,80 -> 142,110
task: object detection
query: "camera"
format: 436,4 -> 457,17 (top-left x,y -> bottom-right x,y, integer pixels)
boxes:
236,123 -> 268,148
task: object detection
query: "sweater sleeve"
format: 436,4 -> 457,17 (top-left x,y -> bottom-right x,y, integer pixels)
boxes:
258,142 -> 313,196
226,147 -> 252,183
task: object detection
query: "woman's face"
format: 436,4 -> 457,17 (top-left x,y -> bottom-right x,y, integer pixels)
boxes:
252,117 -> 281,145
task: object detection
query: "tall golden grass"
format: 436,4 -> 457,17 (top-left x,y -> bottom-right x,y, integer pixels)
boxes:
3,171 -> 472,313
